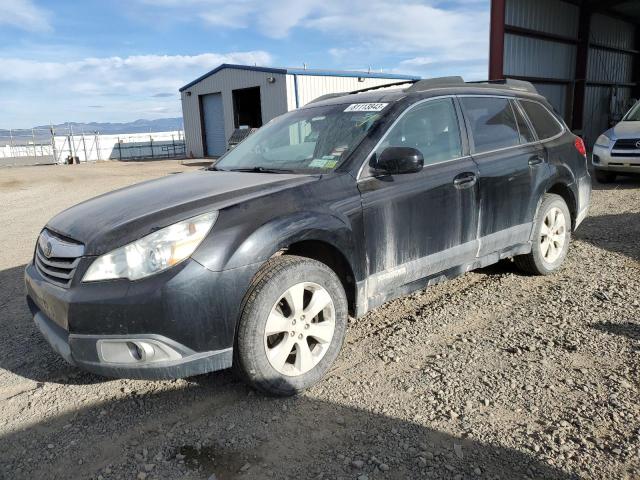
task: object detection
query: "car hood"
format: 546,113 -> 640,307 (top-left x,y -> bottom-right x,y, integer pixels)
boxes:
611,121 -> 640,139
46,170 -> 317,255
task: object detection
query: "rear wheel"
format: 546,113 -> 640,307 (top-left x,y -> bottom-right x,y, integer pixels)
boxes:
234,255 -> 348,396
515,193 -> 571,275
594,169 -> 616,183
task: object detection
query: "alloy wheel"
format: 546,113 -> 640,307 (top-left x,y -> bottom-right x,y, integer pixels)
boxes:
263,282 -> 336,376
540,207 -> 566,263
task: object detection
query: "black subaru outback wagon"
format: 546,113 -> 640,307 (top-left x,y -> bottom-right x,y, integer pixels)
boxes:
26,77 -> 591,395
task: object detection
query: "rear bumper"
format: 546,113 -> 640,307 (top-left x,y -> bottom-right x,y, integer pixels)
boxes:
592,145 -> 640,174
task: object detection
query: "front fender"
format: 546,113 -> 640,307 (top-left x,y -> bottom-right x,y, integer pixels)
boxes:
224,211 -> 360,273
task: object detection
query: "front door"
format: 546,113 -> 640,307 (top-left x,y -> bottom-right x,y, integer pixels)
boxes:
459,96 -> 548,256
358,97 -> 480,304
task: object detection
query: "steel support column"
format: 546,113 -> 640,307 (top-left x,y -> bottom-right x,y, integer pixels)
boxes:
572,5 -> 591,132
489,0 -> 506,80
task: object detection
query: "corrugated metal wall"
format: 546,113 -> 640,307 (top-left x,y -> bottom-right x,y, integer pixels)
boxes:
502,0 -> 638,147
286,75 -> 403,109
180,69 -> 289,157
583,13 -> 636,146
505,0 -> 579,37
503,0 -> 578,122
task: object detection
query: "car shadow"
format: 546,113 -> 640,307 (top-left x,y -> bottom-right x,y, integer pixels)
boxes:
573,212 -> 640,262
592,321 -> 640,342
0,375 -> 581,480
591,175 -> 640,191
0,264 -> 108,385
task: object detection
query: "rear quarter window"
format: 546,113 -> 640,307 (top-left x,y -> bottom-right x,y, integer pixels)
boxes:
460,97 -> 520,153
518,100 -> 564,140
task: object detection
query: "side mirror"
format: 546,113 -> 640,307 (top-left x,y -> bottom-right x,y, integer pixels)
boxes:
374,147 -> 424,175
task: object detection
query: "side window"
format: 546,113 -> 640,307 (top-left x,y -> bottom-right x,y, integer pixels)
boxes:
518,100 -> 563,140
460,97 -> 520,153
511,100 -> 536,143
375,98 -> 462,166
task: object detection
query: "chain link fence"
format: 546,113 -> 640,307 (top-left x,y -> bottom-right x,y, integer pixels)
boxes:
0,127 -> 186,167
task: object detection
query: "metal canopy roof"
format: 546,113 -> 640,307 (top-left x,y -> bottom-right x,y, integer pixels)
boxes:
585,0 -> 640,24
179,64 -> 421,92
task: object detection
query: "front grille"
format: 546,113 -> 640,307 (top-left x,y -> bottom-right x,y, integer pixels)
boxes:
34,230 -> 84,288
612,138 -> 640,150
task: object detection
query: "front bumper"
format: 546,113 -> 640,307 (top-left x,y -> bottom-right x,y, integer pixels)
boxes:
592,145 -> 640,174
31,309 -> 232,379
25,258 -> 261,379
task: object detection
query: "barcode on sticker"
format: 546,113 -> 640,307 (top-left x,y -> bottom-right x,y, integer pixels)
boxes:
344,103 -> 388,112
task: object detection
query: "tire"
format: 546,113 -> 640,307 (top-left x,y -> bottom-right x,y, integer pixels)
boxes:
515,193 -> 571,275
234,255 -> 348,396
594,169 -> 616,183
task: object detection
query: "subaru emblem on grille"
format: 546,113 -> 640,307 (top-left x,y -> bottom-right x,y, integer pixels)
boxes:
635,140 -> 640,149
44,241 -> 53,258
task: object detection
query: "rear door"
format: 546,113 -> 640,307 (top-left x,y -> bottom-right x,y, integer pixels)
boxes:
358,97 -> 479,301
459,95 -> 547,256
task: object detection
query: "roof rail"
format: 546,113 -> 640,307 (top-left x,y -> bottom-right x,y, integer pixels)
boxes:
307,92 -> 348,104
405,76 -> 464,92
466,78 -> 538,94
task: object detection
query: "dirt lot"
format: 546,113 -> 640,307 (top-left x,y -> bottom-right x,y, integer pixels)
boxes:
0,160 -> 638,480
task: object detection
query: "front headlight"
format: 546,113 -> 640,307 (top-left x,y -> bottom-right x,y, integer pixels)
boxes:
83,211 -> 218,282
595,134 -> 611,148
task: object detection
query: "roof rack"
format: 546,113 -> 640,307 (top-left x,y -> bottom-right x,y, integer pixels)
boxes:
405,76 -> 464,92
307,76 -> 539,104
466,78 -> 538,94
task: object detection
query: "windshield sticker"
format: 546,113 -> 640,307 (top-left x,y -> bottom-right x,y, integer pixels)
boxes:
344,103 -> 388,112
309,158 -> 338,169
309,159 -> 329,168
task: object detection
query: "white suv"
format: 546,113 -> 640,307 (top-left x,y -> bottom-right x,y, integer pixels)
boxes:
592,101 -> 640,183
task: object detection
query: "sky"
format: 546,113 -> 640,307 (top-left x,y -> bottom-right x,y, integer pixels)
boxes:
0,0 -> 489,128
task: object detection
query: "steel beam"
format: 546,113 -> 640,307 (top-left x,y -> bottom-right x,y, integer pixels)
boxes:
489,0 -> 506,80
571,5 -> 591,131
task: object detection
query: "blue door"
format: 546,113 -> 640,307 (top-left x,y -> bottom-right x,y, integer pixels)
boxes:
201,93 -> 225,157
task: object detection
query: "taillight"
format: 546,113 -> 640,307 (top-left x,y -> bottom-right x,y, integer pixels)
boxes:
574,137 -> 587,157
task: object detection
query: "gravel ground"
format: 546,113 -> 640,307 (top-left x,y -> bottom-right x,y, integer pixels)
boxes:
0,161 -> 638,480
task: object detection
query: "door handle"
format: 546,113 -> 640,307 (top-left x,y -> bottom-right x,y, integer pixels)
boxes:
528,155 -> 544,166
453,172 -> 477,189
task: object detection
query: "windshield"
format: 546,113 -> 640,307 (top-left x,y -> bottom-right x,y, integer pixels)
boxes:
623,101 -> 640,121
214,104 -> 385,173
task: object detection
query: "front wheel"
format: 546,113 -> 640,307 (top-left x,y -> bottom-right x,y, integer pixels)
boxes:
515,193 -> 571,275
234,255 -> 348,396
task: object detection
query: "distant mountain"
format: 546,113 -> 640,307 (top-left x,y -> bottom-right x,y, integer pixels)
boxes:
0,118 -> 184,145
37,118 -> 184,135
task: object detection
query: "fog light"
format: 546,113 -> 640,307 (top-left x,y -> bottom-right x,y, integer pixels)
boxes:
593,154 -> 600,164
97,338 -> 181,364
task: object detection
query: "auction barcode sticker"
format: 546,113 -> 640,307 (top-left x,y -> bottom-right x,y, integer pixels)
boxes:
344,103 -> 388,112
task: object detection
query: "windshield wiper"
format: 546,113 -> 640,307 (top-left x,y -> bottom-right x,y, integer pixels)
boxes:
227,166 -> 295,174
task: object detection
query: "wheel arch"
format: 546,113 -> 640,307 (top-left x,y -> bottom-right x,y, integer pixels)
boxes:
279,240 -> 357,317
546,182 -> 577,230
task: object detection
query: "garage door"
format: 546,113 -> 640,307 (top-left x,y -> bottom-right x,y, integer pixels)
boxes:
201,93 -> 225,157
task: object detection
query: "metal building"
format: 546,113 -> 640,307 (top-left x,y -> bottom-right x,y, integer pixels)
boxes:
489,0 -> 640,146
179,64 -> 419,157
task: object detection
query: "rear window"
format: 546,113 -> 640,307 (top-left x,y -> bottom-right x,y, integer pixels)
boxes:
460,97 -> 520,153
512,100 -> 536,144
519,100 -> 563,140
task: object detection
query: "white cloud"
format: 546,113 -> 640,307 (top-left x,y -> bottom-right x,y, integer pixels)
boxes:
134,0 -> 489,78
0,51 -> 272,127
0,51 -> 272,91
0,0 -> 51,32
